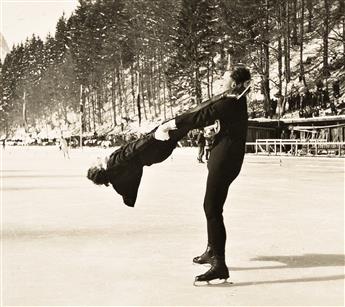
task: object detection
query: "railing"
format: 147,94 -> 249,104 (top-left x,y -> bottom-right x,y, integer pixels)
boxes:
246,139 -> 345,157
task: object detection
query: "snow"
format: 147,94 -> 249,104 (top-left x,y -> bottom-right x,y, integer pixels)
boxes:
267,26 -> 344,96
3,11 -> 344,143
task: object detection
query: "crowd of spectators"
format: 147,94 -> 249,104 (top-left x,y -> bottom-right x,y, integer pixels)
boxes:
268,78 -> 343,119
82,132 -> 137,148
1,132 -> 139,148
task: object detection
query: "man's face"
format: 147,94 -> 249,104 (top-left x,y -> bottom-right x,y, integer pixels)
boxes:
222,71 -> 237,92
228,77 -> 237,93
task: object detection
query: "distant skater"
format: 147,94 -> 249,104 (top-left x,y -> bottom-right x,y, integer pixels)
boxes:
87,65 -> 251,285
59,137 -> 70,159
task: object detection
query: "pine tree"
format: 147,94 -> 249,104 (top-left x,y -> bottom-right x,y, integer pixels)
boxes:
169,0 -> 221,103
68,1 -> 93,85
101,0 -> 132,126
55,14 -> 69,64
0,59 -> 5,134
68,0 -> 95,131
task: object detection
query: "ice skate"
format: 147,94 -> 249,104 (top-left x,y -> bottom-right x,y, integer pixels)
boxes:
193,256 -> 229,286
193,245 -> 213,265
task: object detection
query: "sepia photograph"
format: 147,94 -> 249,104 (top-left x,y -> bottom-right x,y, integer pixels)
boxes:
1,0 -> 344,306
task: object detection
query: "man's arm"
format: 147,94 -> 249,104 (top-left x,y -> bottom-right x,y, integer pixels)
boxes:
174,96 -> 236,131
154,94 -> 240,141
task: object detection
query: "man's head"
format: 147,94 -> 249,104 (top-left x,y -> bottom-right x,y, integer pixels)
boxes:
230,66 -> 251,85
223,65 -> 251,95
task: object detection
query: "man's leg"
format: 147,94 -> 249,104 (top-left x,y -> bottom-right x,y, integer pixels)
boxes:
198,146 -> 204,162
193,168 -> 230,283
194,139 -> 244,283
203,170 -> 229,256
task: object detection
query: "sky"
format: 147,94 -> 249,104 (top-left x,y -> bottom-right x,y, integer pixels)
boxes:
1,0 -> 79,48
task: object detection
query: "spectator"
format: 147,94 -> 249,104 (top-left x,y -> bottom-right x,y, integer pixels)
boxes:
290,129 -> 296,140
280,129 -> 287,139
315,89 -> 323,108
299,108 -> 305,118
287,93 -> 294,111
322,89 -> 330,108
333,79 -> 340,98
300,93 -> 306,110
277,95 -> 284,117
204,129 -> 215,161
305,106 -> 313,118
330,102 -> 338,115
316,79 -> 324,91
309,90 -> 316,108
313,107 -> 320,117
187,130 -> 195,147
270,98 -> 277,117
332,79 -> 341,104
315,79 -> 325,107
289,129 -> 296,155
303,89 -> 312,108
295,92 -> 301,110
196,130 -> 206,163
280,130 -> 289,153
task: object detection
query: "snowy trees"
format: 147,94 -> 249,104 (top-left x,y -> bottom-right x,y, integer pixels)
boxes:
0,0 -> 344,135
168,0 -> 221,104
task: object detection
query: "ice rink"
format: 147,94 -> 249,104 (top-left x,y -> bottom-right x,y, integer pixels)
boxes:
1,146 -> 344,306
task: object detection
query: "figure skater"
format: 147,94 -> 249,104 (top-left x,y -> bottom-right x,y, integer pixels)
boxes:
59,137 -> 70,159
87,65 -> 251,285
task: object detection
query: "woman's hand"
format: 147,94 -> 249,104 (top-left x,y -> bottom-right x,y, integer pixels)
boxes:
154,119 -> 176,141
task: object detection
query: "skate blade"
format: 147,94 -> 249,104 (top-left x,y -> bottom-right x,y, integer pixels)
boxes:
193,278 -> 232,287
192,262 -> 211,267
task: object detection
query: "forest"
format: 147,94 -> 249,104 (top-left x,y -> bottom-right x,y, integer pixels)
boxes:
0,0 -> 344,137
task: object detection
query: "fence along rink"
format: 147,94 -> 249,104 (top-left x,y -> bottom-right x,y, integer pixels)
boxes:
246,139 -> 345,157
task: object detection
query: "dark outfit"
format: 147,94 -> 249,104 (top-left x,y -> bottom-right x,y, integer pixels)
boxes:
196,132 -> 206,162
204,135 -> 213,161
333,80 -> 340,99
103,94 -> 248,259
105,125 -> 189,207
174,95 -> 248,257
270,99 -> 277,117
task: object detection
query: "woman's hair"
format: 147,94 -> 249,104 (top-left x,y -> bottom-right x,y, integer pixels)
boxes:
230,66 -> 251,85
87,166 -> 110,186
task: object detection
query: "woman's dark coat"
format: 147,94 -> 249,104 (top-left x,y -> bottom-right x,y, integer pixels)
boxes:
104,93 -> 247,207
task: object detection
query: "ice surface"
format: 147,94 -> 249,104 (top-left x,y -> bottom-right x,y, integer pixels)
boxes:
1,146 -> 344,306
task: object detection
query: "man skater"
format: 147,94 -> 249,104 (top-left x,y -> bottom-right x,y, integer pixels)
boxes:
87,65 -> 251,284
162,66 -> 251,284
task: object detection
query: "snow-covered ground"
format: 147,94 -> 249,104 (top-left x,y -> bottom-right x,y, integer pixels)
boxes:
1,146 -> 344,306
